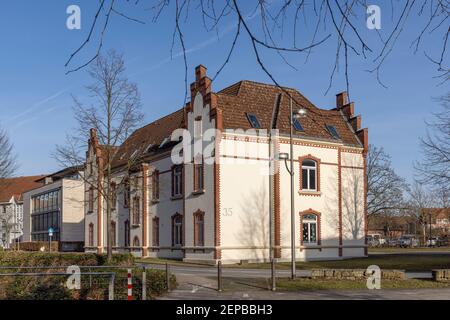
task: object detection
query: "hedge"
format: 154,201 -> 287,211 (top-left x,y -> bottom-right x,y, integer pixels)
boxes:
0,252 -> 176,300
0,251 -> 134,267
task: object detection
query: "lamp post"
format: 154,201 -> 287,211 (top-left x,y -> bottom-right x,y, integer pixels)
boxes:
278,97 -> 307,280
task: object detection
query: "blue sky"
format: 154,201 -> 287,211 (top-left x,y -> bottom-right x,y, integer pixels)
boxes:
0,1 -> 447,183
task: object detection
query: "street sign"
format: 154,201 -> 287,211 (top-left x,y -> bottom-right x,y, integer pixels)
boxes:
48,227 -> 54,237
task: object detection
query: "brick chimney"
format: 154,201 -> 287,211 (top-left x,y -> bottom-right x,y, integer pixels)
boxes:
336,91 -> 348,109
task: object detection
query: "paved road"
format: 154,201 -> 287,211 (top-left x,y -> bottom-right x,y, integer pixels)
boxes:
159,286 -> 450,300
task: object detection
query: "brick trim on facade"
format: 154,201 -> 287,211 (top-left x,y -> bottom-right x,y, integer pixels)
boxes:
338,147 -> 343,256
142,164 -> 149,256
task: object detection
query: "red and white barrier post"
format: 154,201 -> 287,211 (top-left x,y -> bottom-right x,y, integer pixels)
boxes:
127,268 -> 133,300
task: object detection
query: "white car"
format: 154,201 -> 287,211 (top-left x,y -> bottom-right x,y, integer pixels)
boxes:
426,237 -> 438,247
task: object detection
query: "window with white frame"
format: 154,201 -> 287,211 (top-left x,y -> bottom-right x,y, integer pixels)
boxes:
301,159 -> 317,191
172,166 -> 183,197
172,214 -> 183,246
302,214 -> 317,244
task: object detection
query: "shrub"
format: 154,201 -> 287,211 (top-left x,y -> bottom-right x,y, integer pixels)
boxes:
0,252 -> 175,300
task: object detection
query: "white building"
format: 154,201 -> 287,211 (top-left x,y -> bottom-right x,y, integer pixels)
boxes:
22,167 -> 85,251
85,65 -> 368,264
0,176 -> 44,248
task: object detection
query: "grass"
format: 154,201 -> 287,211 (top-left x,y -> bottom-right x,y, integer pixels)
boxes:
136,257 -> 211,267
220,277 -> 450,291
224,254 -> 450,272
136,253 -> 450,272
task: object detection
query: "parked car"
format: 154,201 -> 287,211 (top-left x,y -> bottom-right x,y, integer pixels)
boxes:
388,238 -> 400,247
367,234 -> 385,247
398,235 -> 419,248
426,237 -> 439,247
437,237 -> 449,247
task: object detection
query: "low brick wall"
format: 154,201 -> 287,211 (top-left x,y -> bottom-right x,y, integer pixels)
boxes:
311,269 -> 406,280
432,270 -> 450,282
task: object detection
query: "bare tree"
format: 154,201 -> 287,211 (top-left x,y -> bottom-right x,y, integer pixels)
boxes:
416,92 -> 450,192
64,0 -> 449,100
367,144 -> 407,217
406,181 -> 434,244
55,50 -> 144,260
0,125 -> 18,178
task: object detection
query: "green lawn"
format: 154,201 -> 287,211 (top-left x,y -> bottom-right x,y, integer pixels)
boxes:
137,253 -> 450,272
225,254 -> 450,272
220,277 -> 450,291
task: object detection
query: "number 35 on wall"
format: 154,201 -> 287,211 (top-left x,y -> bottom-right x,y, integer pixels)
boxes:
223,208 -> 233,217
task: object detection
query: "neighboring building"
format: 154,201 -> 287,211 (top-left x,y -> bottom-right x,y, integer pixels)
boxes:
85,65 -> 368,263
22,166 -> 85,251
421,208 -> 450,237
368,215 -> 417,239
0,176 -> 45,248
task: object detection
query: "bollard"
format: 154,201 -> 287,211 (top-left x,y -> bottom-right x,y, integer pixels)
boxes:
108,273 -> 115,300
271,258 -> 276,291
166,263 -> 170,292
142,266 -> 147,300
217,261 -> 223,292
127,268 -> 133,300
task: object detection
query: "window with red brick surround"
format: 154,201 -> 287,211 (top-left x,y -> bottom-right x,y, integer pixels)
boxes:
193,156 -> 204,192
88,223 -> 94,247
124,220 -> 130,247
299,209 -> 321,245
111,220 -> 116,247
88,187 -> 94,213
299,155 -> 321,193
171,213 -> 183,246
152,170 -> 159,201
193,210 -> 205,247
132,196 -> 141,225
171,165 -> 183,197
152,217 -> 159,246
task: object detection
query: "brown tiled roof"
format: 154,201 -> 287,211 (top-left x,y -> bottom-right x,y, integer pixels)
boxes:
112,108 -> 185,167
110,79 -> 363,169
0,176 -> 45,203
218,81 -> 361,146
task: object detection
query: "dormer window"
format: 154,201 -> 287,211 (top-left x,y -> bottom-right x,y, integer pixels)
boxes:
326,124 -> 340,139
246,113 -> 262,129
292,118 -> 304,132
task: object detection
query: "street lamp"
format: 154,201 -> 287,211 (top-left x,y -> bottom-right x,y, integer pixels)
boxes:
278,97 -> 308,280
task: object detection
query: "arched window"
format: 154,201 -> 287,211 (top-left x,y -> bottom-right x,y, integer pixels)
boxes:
132,196 -> 141,225
300,211 -> 321,245
193,210 -> 205,247
133,236 -> 140,247
124,220 -> 130,247
300,155 -> 320,191
88,223 -> 94,247
123,178 -> 130,208
88,187 -> 94,212
110,183 -> 117,211
172,213 -> 183,246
